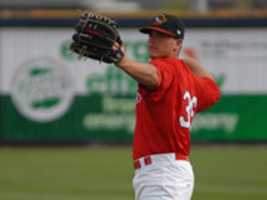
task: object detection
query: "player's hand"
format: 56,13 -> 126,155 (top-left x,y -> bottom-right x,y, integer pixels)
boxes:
113,42 -> 127,66
183,48 -> 199,60
183,48 -> 200,69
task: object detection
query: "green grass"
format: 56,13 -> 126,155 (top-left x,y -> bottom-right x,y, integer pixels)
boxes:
0,145 -> 267,200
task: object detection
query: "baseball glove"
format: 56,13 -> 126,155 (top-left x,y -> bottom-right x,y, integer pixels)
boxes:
70,11 -> 124,64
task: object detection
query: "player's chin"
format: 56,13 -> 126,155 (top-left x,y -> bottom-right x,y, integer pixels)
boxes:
149,50 -> 160,59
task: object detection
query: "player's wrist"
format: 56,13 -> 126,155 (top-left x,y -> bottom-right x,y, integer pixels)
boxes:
115,54 -> 129,68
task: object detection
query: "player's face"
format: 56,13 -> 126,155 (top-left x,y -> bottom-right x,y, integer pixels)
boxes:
148,31 -> 181,58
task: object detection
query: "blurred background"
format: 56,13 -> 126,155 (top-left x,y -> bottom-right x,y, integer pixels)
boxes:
1,0 -> 267,11
0,1 -> 267,200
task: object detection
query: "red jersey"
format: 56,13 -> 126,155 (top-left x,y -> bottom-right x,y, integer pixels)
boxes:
133,57 -> 221,160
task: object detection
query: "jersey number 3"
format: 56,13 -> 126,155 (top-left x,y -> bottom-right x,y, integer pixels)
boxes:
179,91 -> 198,128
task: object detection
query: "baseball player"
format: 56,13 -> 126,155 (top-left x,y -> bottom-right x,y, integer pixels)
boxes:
115,14 -> 221,200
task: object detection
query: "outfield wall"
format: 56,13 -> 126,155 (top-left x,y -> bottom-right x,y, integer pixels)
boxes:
0,15 -> 267,144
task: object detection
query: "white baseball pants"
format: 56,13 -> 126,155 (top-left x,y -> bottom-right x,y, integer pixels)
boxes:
133,153 -> 194,200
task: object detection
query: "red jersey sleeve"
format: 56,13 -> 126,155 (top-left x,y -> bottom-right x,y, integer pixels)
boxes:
138,59 -> 174,102
195,77 -> 221,112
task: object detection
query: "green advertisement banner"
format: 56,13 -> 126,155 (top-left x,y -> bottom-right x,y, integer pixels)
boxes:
1,93 -> 267,143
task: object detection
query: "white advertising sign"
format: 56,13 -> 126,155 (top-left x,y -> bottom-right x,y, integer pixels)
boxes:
0,28 -> 267,95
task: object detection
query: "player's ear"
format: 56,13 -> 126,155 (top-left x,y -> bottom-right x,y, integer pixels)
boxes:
172,38 -> 181,52
173,39 -> 183,54
176,39 -> 182,46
